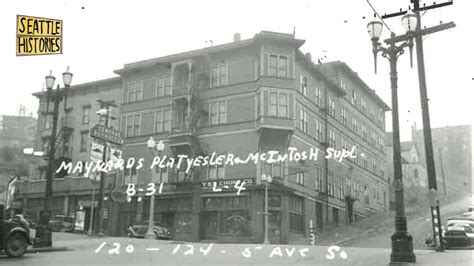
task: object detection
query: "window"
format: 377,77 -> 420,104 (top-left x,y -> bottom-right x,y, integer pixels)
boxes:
329,128 -> 336,148
156,75 -> 171,97
413,169 -> 419,179
154,166 -> 168,183
155,109 -> 171,133
43,115 -> 52,129
351,89 -> 357,105
361,98 -> 367,113
80,131 -> 88,152
42,137 -> 49,153
372,157 -> 377,173
299,109 -> 308,133
208,164 -> 225,180
268,92 -> 288,118
209,100 -> 227,125
341,137 -> 348,150
341,107 -> 347,125
315,166 -> 324,191
315,119 -> 323,141
328,171 -> 335,196
339,80 -> 346,92
263,162 -> 282,179
362,124 -> 367,141
211,63 -> 228,87
369,106 -> 374,119
289,196 -> 304,233
352,117 -> 358,133
268,54 -> 288,78
296,172 -> 304,185
82,106 -> 90,124
124,114 -> 141,137
328,99 -> 336,117
299,75 -> 307,96
127,81 -> 143,103
315,87 -> 323,107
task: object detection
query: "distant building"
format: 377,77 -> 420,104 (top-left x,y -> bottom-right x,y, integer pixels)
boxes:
411,124 -> 472,195
16,77 -> 122,232
0,115 -> 37,205
386,134 -> 428,207
0,115 -> 37,149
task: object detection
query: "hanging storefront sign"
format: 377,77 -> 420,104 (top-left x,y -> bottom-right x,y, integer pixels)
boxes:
90,142 -> 104,163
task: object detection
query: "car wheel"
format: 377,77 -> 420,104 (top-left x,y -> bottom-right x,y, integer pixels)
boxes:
5,233 -> 28,257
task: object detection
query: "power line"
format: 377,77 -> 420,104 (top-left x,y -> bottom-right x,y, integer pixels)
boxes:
366,0 -> 392,32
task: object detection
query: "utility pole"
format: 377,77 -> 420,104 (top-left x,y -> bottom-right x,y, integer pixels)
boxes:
381,0 -> 454,252
95,100 -> 117,236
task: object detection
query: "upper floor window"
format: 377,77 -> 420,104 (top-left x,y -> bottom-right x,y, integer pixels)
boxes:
362,124 -> 367,141
361,98 -> 367,113
315,166 -> 324,191
268,54 -> 288,78
124,113 -> 141,138
268,92 -> 288,118
299,75 -> 307,96
156,75 -> 171,97
328,171 -> 335,196
315,119 -> 323,141
296,172 -> 304,185
339,80 -> 346,93
298,109 -> 308,133
351,90 -> 357,106
79,131 -> 89,152
211,63 -> 228,88
328,99 -> 336,117
315,87 -> 323,107
209,100 -> 227,125
341,107 -> 347,125
155,108 -> 171,133
352,117 -> 358,133
208,164 -> 225,180
329,128 -> 336,148
43,115 -> 52,129
127,81 -> 143,103
82,105 -> 90,124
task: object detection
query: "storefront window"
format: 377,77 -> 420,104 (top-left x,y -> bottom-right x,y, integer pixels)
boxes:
175,213 -> 192,233
268,195 -> 281,207
219,210 -> 251,236
289,195 -> 305,233
268,211 -> 281,236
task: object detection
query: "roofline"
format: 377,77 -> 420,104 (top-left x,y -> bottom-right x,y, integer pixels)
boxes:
295,50 -> 345,96
320,61 -> 390,111
114,30 -> 305,75
32,76 -> 121,98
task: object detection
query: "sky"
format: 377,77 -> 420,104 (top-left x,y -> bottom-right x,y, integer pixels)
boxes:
0,0 -> 472,142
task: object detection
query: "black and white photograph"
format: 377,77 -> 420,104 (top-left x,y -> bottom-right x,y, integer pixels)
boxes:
0,0 -> 472,265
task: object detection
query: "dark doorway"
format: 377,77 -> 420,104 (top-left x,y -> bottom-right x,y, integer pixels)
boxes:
315,203 -> 323,230
333,208 -> 339,225
201,211 -> 218,240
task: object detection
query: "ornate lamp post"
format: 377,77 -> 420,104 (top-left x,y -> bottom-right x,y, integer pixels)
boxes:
145,137 -> 164,239
367,13 -> 417,263
35,67 -> 72,248
261,173 -> 272,244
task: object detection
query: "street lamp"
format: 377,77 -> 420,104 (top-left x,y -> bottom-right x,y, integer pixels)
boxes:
367,17 -> 416,263
35,67 -> 73,248
261,173 -> 272,244
145,137 -> 164,239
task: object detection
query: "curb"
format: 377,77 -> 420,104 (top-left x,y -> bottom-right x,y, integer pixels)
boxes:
26,246 -> 74,253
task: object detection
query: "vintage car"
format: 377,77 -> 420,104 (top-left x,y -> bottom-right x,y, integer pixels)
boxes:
126,223 -> 172,240
49,215 -> 74,232
443,217 -> 474,248
426,216 -> 474,249
0,204 -> 32,257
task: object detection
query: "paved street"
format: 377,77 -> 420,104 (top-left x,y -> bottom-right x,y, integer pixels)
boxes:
342,196 -> 472,249
0,235 -> 472,265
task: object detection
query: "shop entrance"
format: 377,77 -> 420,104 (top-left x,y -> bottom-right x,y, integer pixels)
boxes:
201,211 -> 218,240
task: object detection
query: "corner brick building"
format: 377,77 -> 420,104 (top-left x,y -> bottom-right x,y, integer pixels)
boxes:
19,31 -> 390,244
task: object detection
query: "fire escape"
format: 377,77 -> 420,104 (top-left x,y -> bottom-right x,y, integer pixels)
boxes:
52,115 -> 74,178
169,56 -> 209,182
